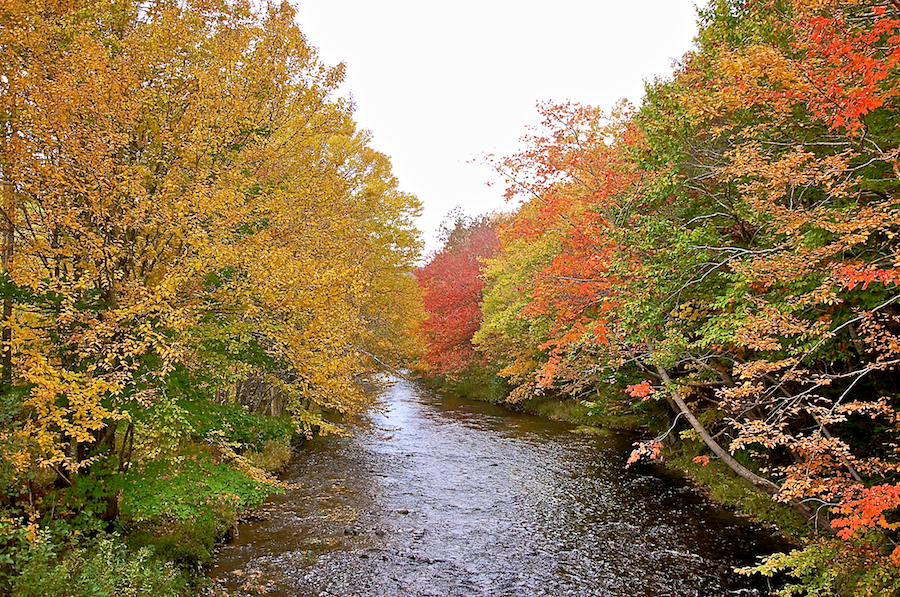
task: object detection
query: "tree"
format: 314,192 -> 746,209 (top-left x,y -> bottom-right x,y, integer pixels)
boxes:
471,2 -> 900,590
0,0 -> 422,522
415,211 -> 498,376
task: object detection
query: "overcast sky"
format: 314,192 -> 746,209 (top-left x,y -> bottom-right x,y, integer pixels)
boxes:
289,1 -> 704,254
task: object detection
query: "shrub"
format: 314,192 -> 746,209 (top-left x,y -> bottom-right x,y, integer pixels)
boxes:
244,439 -> 293,473
120,452 -> 278,569
13,535 -> 184,597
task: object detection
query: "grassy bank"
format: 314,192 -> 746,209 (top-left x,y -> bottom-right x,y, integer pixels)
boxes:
665,446 -> 809,541
2,396 -> 299,597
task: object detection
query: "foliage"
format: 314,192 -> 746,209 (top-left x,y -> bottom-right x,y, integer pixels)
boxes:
12,534 -> 184,597
0,0 -> 423,589
0,0 -> 421,488
174,395 -> 295,453
414,211 -> 499,376
117,450 -> 278,569
421,366 -> 510,405
743,538 -> 900,597
461,0 -> 900,593
244,438 -> 294,474
120,454 -> 274,524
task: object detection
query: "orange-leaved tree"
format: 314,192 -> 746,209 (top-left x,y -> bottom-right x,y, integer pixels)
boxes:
415,211 -> 498,377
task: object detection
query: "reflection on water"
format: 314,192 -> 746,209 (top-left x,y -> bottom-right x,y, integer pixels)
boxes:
211,378 -> 789,596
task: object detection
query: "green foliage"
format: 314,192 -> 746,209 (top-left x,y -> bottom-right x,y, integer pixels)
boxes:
130,394 -> 196,461
40,467 -> 121,533
745,545 -> 843,597
176,397 -> 295,452
126,518 -> 222,571
744,540 -> 900,597
12,535 -> 185,597
121,454 -> 275,523
0,517 -> 34,591
421,367 -> 509,405
120,452 -> 278,569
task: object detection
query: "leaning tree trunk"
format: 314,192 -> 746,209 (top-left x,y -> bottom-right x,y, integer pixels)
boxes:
655,365 -> 834,534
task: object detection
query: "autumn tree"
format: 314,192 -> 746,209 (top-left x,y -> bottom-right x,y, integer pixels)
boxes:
477,102 -> 651,401
415,211 -> 499,377
470,2 -> 900,592
0,0 -> 422,524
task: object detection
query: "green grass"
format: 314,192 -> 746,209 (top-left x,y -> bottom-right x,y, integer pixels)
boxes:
515,390 -> 651,431
517,395 -> 595,424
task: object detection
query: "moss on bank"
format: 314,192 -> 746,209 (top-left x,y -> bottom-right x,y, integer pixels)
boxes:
419,371 -> 647,431
420,369 -> 509,404
666,449 -> 809,542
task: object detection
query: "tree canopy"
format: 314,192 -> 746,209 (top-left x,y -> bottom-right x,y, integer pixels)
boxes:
415,1 -> 900,593
0,0 -> 422,530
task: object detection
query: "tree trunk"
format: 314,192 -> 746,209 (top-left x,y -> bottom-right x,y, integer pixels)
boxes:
655,365 -> 834,534
0,124 -> 14,391
1,204 -> 13,390
99,421 -> 120,522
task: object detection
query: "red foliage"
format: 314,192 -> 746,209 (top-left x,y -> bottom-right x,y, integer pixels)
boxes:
795,6 -> 900,134
492,102 -> 649,388
837,263 -> 900,290
625,380 -> 655,400
626,440 -> 662,468
415,219 -> 499,375
833,483 -> 900,541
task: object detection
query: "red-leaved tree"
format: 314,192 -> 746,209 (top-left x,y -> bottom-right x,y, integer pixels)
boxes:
415,212 -> 499,376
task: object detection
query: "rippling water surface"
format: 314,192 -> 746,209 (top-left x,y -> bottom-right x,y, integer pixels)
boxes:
212,378 -> 789,596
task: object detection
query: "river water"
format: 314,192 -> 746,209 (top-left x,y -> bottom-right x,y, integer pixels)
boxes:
212,378 -> 789,596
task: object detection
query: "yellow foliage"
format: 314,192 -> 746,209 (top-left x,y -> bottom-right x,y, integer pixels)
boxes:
0,0 -> 422,478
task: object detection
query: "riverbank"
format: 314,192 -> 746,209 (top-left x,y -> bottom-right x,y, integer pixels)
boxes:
3,398 -> 299,597
420,373 -> 809,544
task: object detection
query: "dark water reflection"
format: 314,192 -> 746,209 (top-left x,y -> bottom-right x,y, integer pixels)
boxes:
212,378 -> 790,596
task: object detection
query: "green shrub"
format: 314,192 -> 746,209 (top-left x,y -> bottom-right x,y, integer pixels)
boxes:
177,398 -> 295,452
121,455 -> 274,522
126,517 -> 221,570
742,539 -> 900,597
13,535 -> 185,597
120,453 -> 279,569
0,516 -> 34,592
422,368 -> 509,404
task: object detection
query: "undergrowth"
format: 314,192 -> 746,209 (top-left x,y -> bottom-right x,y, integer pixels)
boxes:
1,393 -> 298,596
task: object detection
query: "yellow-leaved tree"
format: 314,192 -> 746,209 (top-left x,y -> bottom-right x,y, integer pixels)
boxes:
0,0 -> 421,520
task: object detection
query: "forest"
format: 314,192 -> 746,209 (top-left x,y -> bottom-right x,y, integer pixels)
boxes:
0,0 -> 899,596
415,1 -> 900,595
0,0 -> 422,594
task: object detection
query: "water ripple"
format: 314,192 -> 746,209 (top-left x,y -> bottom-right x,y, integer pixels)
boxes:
212,378 -> 788,596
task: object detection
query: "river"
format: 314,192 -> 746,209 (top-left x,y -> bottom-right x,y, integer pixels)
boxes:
211,378 -> 789,596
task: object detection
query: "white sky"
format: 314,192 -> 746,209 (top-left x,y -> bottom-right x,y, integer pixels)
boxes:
289,1 -> 704,254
